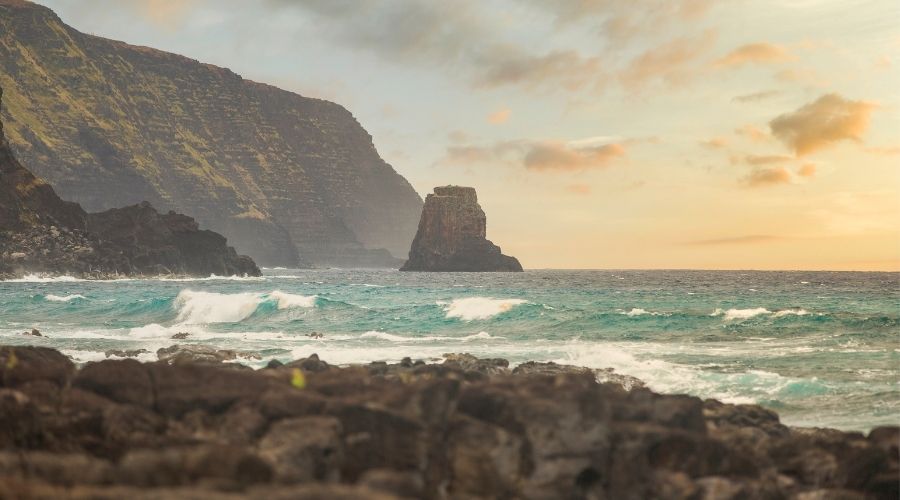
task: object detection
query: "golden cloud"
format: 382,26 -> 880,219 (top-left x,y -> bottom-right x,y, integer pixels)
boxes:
440,138 -> 627,172
487,108 -> 511,124
715,42 -> 792,67
565,184 -> 592,195
744,154 -> 794,165
797,163 -> 816,178
688,234 -> 782,246
524,142 -> 626,172
734,124 -> 770,143
770,94 -> 875,155
732,90 -> 781,103
743,167 -> 792,187
700,137 -> 728,149
620,30 -> 716,88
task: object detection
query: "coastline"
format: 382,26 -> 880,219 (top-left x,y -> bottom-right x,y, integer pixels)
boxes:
1,346 -> 896,499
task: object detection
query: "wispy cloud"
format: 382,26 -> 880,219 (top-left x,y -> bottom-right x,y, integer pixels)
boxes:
487,108 -> 511,124
687,234 -> 783,246
732,90 -> 781,103
441,137 -> 628,172
743,167 -> 793,187
715,42 -> 793,67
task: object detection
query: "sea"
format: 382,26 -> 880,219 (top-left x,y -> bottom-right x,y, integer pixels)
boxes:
1,269 -> 897,432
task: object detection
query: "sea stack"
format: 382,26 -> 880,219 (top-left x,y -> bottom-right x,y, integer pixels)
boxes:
401,186 -> 523,272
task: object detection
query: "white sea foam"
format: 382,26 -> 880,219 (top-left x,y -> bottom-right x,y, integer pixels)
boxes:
620,308 -> 665,317
443,297 -> 527,321
6,274 -> 89,283
172,290 -> 317,324
44,294 -> 87,302
711,307 -> 772,320
461,331 -> 504,341
158,274 -> 265,282
174,290 -> 263,324
773,308 -> 810,317
360,331 -> 442,342
268,291 -> 318,309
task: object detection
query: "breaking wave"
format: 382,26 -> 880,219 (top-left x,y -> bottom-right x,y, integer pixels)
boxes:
173,290 -> 317,324
443,297 -> 528,321
44,294 -> 87,302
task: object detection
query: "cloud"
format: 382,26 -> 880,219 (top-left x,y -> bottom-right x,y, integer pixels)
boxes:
715,42 -> 793,67
744,154 -> 794,165
487,108 -> 511,124
734,124 -> 770,143
743,167 -> 792,187
775,67 -> 829,88
688,234 -> 782,246
523,0 -> 714,44
447,130 -> 469,143
441,137 -> 627,172
732,90 -> 781,103
523,142 -> 626,171
620,30 -> 717,88
769,93 -> 875,155
797,163 -> 816,177
263,0 -> 605,93
865,145 -> 900,156
565,184 -> 591,195
700,137 -> 728,149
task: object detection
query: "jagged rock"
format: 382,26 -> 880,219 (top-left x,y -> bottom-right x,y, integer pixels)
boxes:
513,360 -> 646,390
156,345 -> 260,365
0,0 -> 423,268
104,349 -> 149,359
401,186 -> 523,272
0,86 -> 260,279
0,345 -> 896,499
22,328 -> 42,337
170,332 -> 190,340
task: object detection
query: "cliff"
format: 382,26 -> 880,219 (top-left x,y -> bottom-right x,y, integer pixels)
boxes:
401,186 -> 523,272
0,347 -> 895,498
0,0 -> 423,268
0,86 -> 260,278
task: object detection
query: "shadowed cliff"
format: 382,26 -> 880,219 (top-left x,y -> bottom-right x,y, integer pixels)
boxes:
0,85 -> 260,278
0,0 -> 423,267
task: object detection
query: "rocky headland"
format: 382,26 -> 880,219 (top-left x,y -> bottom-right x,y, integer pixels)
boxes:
0,345 -> 895,499
0,86 -> 259,279
0,0 -> 422,268
401,186 -> 523,272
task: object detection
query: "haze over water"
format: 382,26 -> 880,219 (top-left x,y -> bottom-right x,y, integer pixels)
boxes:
1,269 -> 897,432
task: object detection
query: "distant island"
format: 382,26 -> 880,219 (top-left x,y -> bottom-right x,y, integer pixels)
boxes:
402,186 -> 523,272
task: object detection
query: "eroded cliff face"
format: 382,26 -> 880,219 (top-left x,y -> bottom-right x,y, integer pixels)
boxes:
401,186 -> 523,272
0,86 -> 260,278
0,0 -> 422,267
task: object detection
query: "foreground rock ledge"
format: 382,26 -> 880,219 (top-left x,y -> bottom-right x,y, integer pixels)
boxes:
0,346 -> 896,499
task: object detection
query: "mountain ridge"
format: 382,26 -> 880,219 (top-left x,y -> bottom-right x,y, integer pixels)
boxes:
0,0 -> 423,267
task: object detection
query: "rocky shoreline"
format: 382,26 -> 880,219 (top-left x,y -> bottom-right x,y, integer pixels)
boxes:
0,346 -> 896,499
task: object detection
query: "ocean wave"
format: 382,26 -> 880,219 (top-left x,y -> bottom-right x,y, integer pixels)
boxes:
620,307 -> 667,317
711,307 -> 813,321
359,330 -> 504,343
5,274 -> 97,283
44,294 -> 87,302
443,297 -> 528,321
173,290 -> 317,324
158,274 -> 265,282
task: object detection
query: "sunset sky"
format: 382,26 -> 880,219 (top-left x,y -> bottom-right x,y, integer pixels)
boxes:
39,0 -> 900,270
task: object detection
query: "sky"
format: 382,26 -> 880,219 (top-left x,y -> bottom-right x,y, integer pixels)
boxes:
37,0 -> 900,270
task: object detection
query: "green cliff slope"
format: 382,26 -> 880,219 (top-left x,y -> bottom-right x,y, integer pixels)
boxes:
0,0 -> 422,267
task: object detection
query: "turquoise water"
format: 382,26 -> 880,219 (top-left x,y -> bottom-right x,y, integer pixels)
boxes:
1,269 -> 897,432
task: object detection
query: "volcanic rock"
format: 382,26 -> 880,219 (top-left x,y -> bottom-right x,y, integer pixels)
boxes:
0,346 -> 896,498
401,186 -> 523,272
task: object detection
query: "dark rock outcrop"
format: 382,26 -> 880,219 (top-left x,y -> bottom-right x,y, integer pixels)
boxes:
0,0 -> 423,268
401,186 -> 523,272
0,86 -> 260,279
0,345 -> 896,499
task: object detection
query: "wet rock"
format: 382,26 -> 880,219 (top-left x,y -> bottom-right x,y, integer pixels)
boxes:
170,332 -> 190,340
442,352 -> 510,376
23,328 -> 42,337
104,349 -> 149,359
156,344 -> 260,364
286,353 -> 330,373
